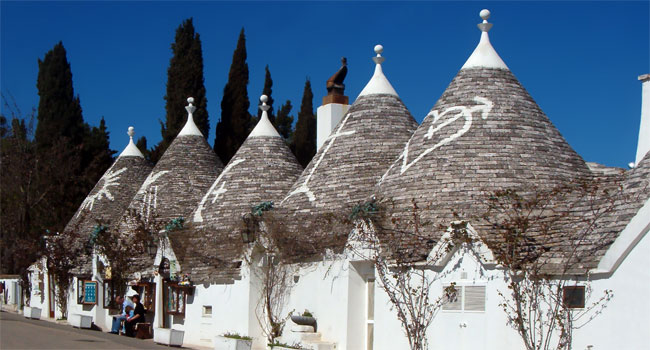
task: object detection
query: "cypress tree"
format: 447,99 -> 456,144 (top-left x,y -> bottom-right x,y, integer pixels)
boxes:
34,42 -> 85,149
257,65 -> 274,123
275,100 -> 294,141
215,28 -> 251,164
152,18 -> 209,164
292,79 -> 316,167
83,117 -> 116,182
136,136 -> 152,162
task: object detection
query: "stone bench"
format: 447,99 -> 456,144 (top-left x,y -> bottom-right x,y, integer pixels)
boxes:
153,328 -> 184,347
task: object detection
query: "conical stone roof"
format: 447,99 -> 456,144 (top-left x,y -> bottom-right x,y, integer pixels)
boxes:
67,127 -> 152,275
176,95 -> 303,283
279,46 -> 418,257
120,98 -> 223,276
376,10 -> 592,260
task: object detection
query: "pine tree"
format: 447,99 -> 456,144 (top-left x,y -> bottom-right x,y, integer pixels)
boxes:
215,28 -> 251,164
292,79 -> 316,167
275,100 -> 294,141
151,18 -> 209,164
34,42 -> 85,149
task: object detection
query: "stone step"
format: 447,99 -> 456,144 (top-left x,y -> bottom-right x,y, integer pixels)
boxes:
298,332 -> 322,342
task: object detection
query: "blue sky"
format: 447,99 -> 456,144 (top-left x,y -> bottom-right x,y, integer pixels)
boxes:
1,1 -> 648,168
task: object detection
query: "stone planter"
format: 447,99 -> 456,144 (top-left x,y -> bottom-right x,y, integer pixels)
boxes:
69,314 -> 92,328
291,315 -> 317,332
23,306 -> 41,320
154,328 -> 184,347
214,335 -> 252,350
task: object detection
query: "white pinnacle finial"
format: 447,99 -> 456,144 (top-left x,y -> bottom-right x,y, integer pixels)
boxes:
461,8 -> 508,70
178,96 -> 203,136
186,96 -> 196,115
260,94 -> 270,112
478,9 -> 493,32
119,126 -> 144,158
249,94 -> 280,137
358,44 -> 398,97
373,44 -> 385,65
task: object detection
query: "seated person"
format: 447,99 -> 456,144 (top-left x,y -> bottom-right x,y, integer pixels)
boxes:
124,294 -> 146,337
110,295 -> 134,334
121,305 -> 134,334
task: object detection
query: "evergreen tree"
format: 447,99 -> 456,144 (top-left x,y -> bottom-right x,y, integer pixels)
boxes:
34,42 -> 85,149
32,42 -> 114,235
291,79 -> 316,167
136,136 -> 152,162
257,65 -> 275,122
152,18 -> 209,164
215,28 -> 251,164
275,100 -> 294,141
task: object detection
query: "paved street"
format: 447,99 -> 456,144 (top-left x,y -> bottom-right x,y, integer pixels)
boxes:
0,311 -> 170,349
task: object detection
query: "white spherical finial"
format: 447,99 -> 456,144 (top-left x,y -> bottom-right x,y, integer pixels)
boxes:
374,44 -> 384,55
187,97 -> 194,104
260,95 -> 268,104
127,126 -> 135,138
480,9 -> 490,21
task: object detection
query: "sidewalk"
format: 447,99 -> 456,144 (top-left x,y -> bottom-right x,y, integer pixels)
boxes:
0,309 -> 211,350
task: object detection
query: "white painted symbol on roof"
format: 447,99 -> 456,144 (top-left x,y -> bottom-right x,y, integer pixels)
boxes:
138,170 -> 170,218
283,113 -> 357,203
193,158 -> 245,223
78,167 -> 128,215
380,96 -> 493,182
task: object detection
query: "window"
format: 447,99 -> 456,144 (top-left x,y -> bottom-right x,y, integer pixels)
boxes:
103,280 -> 117,309
132,283 -> 155,312
563,286 -> 585,309
202,305 -> 212,317
77,280 -> 97,305
166,284 -> 190,316
442,285 -> 485,312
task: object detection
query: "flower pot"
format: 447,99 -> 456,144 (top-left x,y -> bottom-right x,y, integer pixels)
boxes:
154,327 -> 184,347
290,315 -> 317,332
23,306 -> 41,320
215,335 -> 252,350
69,313 -> 92,328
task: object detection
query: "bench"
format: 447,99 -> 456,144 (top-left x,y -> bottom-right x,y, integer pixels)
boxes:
135,322 -> 153,339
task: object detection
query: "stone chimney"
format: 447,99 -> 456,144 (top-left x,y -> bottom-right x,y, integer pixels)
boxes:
636,74 -> 650,164
317,58 -> 351,151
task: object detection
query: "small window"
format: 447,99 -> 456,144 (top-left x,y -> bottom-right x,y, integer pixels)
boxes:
442,284 -> 485,312
166,284 -> 190,316
103,280 -> 117,309
563,286 -> 585,309
77,280 -> 97,305
202,305 -> 212,317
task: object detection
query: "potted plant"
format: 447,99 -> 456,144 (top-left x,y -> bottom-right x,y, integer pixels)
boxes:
290,310 -> 317,332
215,332 -> 253,350
268,341 -> 307,350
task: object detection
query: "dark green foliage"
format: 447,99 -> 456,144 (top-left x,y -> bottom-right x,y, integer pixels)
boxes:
215,28 -> 251,164
257,65 -> 275,122
0,43 -> 114,276
275,100 -> 294,141
291,79 -> 316,168
151,18 -> 209,164
34,42 -> 85,149
136,136 -> 152,162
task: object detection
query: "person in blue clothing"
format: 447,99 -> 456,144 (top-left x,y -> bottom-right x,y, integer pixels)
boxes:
110,295 -> 134,334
